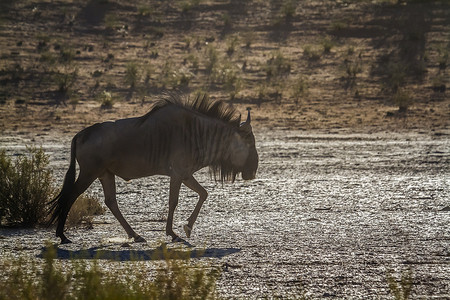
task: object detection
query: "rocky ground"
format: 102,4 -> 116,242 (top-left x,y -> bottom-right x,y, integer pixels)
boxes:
1,130 -> 449,299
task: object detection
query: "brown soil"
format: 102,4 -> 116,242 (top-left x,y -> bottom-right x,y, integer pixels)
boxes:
0,0 -> 449,136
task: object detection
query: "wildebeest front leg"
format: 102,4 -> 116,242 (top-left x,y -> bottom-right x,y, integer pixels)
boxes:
166,177 -> 182,241
99,172 -> 146,243
182,176 -> 208,238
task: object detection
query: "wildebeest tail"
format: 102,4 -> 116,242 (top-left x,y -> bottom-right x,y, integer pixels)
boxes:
47,135 -> 77,226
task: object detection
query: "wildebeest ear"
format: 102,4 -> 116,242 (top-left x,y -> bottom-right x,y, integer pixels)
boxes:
239,108 -> 252,133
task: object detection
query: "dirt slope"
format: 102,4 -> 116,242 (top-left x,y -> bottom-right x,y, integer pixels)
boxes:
0,0 -> 449,134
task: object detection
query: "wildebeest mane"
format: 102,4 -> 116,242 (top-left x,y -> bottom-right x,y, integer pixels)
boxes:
141,93 -> 241,127
139,93 -> 242,183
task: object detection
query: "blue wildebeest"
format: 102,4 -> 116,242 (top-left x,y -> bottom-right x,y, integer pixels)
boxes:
49,94 -> 258,244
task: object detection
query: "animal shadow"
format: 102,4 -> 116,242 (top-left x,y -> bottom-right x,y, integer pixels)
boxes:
40,242 -> 241,261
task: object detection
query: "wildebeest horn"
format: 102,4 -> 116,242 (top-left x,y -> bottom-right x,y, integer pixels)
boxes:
246,107 -> 251,124
241,107 -> 251,125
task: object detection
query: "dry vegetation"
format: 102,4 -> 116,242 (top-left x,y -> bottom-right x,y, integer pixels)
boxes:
0,147 -> 103,227
0,0 -> 448,134
1,242 -> 220,300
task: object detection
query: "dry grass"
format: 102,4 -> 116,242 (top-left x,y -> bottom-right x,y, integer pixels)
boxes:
0,242 -> 220,300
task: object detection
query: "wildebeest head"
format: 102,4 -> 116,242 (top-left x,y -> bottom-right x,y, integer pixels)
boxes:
230,109 -> 259,180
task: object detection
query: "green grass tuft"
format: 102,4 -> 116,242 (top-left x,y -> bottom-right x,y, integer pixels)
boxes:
387,268 -> 414,300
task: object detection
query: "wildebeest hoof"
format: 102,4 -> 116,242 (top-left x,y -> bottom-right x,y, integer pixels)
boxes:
60,237 -> 72,244
134,235 -> 147,243
183,224 -> 192,238
172,235 -> 183,243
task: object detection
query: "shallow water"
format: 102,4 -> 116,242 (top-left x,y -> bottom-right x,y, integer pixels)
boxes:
1,130 -> 449,299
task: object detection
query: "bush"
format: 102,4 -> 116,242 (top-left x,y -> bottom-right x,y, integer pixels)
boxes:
67,193 -> 105,227
291,75 -> 309,103
0,147 -> 104,227
55,69 -> 78,99
303,45 -> 321,61
98,90 -> 115,109
0,242 -> 221,300
226,35 -> 239,56
211,61 -> 242,100
0,147 -> 54,226
321,37 -> 335,53
125,62 -> 140,89
280,0 -> 296,20
265,51 -> 291,79
385,62 -> 407,92
392,89 -> 412,113
58,45 -> 76,65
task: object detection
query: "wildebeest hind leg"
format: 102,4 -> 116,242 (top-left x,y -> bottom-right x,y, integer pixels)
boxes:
57,171 -> 96,244
100,172 -> 146,243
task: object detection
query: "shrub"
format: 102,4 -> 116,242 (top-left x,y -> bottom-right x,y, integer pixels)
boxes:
265,51 -> 291,78
431,75 -> 446,93
39,51 -> 57,67
98,90 -> 114,109
104,13 -> 119,31
185,54 -> 200,72
437,45 -> 448,70
280,0 -> 296,20
226,35 -> 239,56
303,45 -> 321,61
180,0 -> 201,13
330,19 -> 349,31
291,75 -> 309,103
58,45 -> 76,65
221,12 -> 231,29
170,68 -> 193,88
342,59 -> 362,90
345,60 -> 362,79
67,193 -> 105,227
392,89 -> 412,113
321,37 -> 335,54
0,147 -> 54,226
36,33 -> 51,52
143,63 -> 154,86
159,60 -> 193,89
137,5 -> 154,17
222,66 -> 243,100
55,69 -> 78,100
384,62 -> 407,92
0,147 -> 104,227
125,62 -> 140,89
